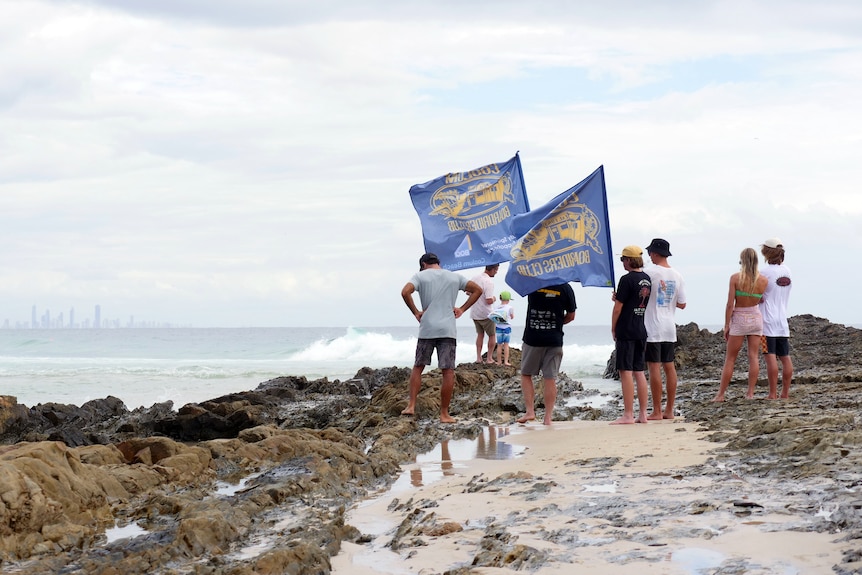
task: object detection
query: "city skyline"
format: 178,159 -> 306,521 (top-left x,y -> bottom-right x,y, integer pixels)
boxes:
3,304 -> 187,329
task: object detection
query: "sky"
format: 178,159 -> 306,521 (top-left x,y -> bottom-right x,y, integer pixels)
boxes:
2,0 -> 861,329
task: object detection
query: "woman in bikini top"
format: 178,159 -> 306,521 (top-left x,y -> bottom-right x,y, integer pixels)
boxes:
713,247 -> 768,402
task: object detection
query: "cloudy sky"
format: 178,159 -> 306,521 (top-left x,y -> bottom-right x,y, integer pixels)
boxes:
2,0 -> 861,329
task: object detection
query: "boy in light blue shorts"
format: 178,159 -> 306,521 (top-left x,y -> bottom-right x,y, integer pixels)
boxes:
490,291 -> 515,366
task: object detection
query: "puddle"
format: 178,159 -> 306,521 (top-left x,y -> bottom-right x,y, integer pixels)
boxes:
389,425 -> 525,492
104,522 -> 147,543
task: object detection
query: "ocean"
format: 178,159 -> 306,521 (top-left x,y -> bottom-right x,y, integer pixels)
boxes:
0,325 -> 617,410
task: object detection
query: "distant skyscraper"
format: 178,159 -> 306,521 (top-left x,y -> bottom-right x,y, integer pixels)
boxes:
31,305 -> 36,329
94,304 -> 101,329
69,307 -> 75,329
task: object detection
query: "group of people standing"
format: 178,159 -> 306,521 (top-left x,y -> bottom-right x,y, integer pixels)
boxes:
399,236 -> 792,425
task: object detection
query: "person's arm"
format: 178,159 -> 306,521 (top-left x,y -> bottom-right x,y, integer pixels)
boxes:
723,274 -> 736,339
456,280 -> 483,318
677,302 -> 687,309
401,282 -> 422,322
563,311 -> 575,325
611,301 -> 622,341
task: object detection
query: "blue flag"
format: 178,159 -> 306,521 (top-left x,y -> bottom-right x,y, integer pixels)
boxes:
505,165 -> 614,296
409,154 -> 530,271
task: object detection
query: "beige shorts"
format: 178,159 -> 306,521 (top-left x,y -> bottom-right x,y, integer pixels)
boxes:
473,318 -> 496,337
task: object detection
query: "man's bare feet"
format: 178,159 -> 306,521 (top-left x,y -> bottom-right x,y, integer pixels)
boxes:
663,412 -> 676,419
745,393 -> 755,399
400,407 -> 415,416
440,415 -> 456,424
610,416 -> 636,425
516,415 -> 536,424
542,419 -> 553,426
486,360 -> 497,364
711,395 -> 725,402
635,415 -> 649,424
503,362 -> 512,366
647,412 -> 664,421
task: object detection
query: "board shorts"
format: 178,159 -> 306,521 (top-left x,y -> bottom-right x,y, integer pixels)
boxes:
729,306 -> 762,336
616,339 -> 646,372
473,318 -> 496,337
414,337 -> 457,370
762,336 -> 790,357
520,343 -> 563,379
645,341 -> 675,363
495,325 -> 512,344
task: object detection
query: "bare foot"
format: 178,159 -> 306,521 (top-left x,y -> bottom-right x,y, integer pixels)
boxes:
711,396 -> 725,403
486,360 -> 497,364
766,395 -> 778,400
516,415 -> 536,424
610,416 -> 636,425
400,407 -> 415,416
647,412 -> 664,421
440,415 -> 457,424
542,419 -> 553,426
636,414 -> 649,423
745,394 -> 755,399
663,412 -> 676,420
503,362 -> 512,366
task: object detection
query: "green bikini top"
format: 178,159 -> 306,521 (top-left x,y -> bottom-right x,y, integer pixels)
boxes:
735,289 -> 763,299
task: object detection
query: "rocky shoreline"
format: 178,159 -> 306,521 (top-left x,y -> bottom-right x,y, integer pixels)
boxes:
1,314 -> 860,574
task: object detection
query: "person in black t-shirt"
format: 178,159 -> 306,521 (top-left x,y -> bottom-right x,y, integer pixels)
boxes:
516,283 -> 576,425
611,245 -> 652,425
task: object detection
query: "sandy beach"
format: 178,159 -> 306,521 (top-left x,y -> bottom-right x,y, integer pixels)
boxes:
334,419 -> 845,574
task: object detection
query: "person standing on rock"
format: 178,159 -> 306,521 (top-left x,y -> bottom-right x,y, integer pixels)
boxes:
712,247 -> 768,402
516,283 -> 576,425
611,245 -> 652,424
760,238 -> 793,399
468,264 -> 500,364
643,238 -> 687,420
400,253 -> 482,423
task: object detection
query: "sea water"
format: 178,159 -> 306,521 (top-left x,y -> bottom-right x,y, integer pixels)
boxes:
0,325 -> 616,409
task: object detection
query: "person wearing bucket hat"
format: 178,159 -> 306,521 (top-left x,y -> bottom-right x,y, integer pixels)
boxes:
760,238 -> 793,398
611,245 -> 652,424
401,253 -> 483,423
644,238 -> 687,420
489,291 -> 515,366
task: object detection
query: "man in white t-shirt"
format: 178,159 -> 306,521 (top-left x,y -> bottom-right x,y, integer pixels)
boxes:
469,264 -> 499,364
643,238 -> 687,420
760,237 -> 793,399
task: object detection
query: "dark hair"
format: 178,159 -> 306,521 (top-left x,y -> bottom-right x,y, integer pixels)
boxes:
419,253 -> 440,269
622,256 -> 644,269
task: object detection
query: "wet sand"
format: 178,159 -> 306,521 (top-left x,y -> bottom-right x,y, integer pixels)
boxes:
333,419 -> 845,574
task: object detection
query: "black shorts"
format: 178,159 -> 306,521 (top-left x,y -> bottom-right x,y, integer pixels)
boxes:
764,336 -> 790,357
645,341 -> 675,363
615,339 -> 646,372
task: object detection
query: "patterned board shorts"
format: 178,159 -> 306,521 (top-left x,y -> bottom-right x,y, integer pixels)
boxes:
729,306 -> 762,336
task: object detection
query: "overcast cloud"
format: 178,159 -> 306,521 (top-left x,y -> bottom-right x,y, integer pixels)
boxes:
2,0 -> 861,328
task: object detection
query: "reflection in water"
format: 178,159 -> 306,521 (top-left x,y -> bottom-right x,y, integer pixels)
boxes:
406,426 -> 522,488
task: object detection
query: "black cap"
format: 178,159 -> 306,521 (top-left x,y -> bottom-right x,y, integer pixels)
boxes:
419,252 -> 440,269
646,238 -> 672,257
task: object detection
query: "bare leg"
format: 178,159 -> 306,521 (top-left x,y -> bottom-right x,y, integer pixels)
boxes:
439,368 -> 456,423
780,355 -> 793,398
486,334 -> 497,363
401,365 -> 425,415
542,377 -> 556,425
745,335 -> 760,398
611,370 -> 637,424
713,336 -> 743,402
495,338 -> 502,364
663,362 -> 678,419
517,374 -> 536,423
765,353 -> 779,399
475,333 -> 484,363
503,344 -> 511,366
635,370 -> 649,423
647,361 -> 663,420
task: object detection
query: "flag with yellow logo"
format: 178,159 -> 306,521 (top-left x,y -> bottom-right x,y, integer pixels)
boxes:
409,154 -> 530,271
504,165 -> 614,296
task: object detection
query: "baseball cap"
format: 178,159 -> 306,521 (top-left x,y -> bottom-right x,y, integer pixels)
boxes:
762,237 -> 783,249
419,253 -> 440,269
620,245 -> 643,257
500,291 -> 512,301
646,238 -> 672,257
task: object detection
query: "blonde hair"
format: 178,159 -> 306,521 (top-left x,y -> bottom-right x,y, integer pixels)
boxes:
738,248 -> 759,292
